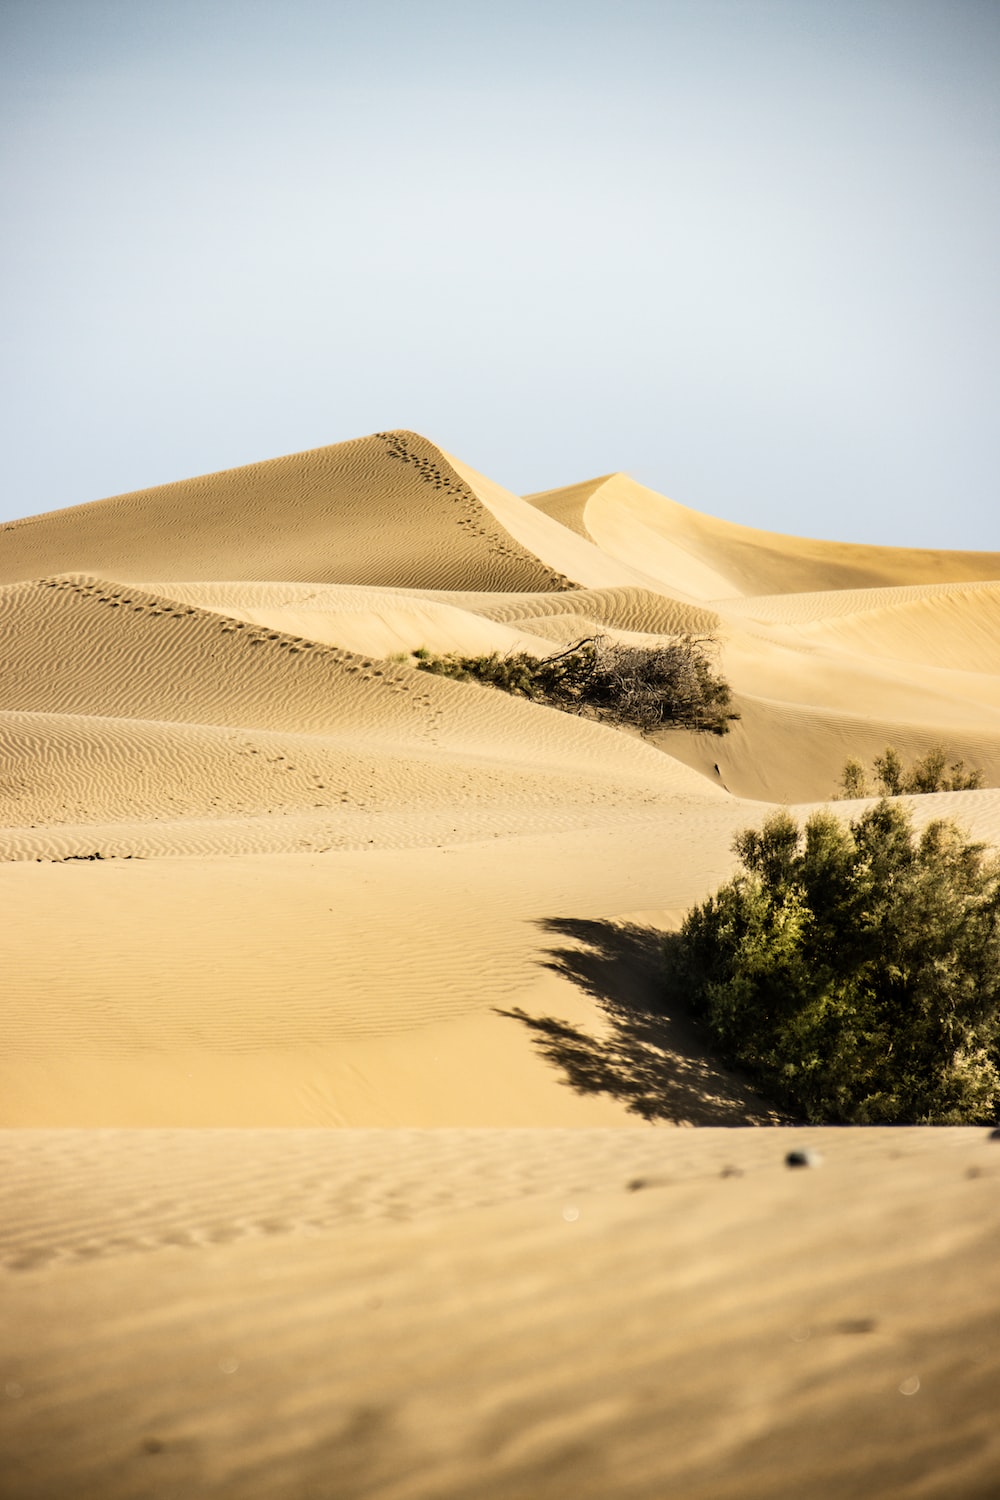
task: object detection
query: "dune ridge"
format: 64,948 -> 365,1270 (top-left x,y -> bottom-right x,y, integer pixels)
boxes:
0,432 -> 572,592
529,470 -> 1000,598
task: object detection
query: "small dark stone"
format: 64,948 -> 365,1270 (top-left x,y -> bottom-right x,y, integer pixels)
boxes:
988,1127 -> 1000,1141
834,1317 -> 877,1335
785,1148 -> 822,1169
142,1437 -> 164,1455
720,1164 -> 744,1178
626,1177 -> 648,1192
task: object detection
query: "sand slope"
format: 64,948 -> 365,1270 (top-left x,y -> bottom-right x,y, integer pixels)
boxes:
0,432 -> 572,592
528,471 -> 1000,598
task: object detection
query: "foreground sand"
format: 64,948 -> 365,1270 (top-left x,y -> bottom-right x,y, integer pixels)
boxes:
3,1127 -> 1000,1499
3,431 -> 1000,1493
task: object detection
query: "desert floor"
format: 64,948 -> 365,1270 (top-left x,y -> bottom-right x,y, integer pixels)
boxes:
2,430 -> 999,1495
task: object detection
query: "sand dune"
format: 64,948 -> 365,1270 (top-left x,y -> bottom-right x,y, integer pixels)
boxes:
2,433 -> 999,1117
745,580 -> 1000,674
0,432 -> 572,592
529,470 -> 1000,598
2,430 -> 999,1495
133,579 -> 564,658
665,697 -> 1000,804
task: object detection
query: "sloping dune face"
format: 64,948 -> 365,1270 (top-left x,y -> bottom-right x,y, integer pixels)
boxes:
0,431 -> 572,592
528,471 -> 1000,599
2,430 -> 1000,1127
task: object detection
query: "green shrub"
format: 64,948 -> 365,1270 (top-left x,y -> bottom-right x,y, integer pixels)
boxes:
663,800 -> 1000,1123
836,745 -> 983,799
413,634 -> 739,734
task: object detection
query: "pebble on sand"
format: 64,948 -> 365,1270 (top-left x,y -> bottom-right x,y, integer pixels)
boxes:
785,1149 -> 822,1169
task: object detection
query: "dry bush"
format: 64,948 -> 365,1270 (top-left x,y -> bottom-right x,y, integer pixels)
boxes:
413,634 -> 738,735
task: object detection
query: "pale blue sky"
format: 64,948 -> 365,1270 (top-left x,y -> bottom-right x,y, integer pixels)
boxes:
2,0 -> 997,548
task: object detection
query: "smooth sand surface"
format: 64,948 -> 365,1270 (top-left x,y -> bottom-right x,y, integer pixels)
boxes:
3,429 -> 999,1494
3,1128 -> 1000,1499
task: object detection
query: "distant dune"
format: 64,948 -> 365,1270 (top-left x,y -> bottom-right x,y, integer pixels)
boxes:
3,431 -> 999,1497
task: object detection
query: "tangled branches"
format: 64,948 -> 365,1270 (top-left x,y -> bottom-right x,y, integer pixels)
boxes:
413,634 -> 739,735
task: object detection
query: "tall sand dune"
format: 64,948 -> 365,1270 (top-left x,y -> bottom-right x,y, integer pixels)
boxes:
529,471 -> 1000,598
0,431 -> 572,592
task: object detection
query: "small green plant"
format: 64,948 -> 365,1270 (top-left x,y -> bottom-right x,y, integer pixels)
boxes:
410,634 -> 739,734
663,800 -> 1000,1123
836,745 -> 983,799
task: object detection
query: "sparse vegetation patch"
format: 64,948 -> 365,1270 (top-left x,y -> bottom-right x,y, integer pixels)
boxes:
412,634 -> 739,735
836,745 -> 983,799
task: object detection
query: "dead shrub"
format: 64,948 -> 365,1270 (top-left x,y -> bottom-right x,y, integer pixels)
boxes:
413,634 -> 739,735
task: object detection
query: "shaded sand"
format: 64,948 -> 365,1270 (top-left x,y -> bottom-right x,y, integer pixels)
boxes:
3,1128 -> 1000,1499
3,431 -> 1000,1494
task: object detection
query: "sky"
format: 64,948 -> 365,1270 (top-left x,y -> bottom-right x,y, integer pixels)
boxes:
2,0 -> 998,548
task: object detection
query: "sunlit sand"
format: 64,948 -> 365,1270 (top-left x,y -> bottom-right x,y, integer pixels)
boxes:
2,431 -> 998,1496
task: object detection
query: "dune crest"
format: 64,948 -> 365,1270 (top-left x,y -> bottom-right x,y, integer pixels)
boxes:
0,431 -> 572,592
529,470 -> 1000,598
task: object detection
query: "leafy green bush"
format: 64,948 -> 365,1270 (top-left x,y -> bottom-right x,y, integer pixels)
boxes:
663,800 -> 1000,1123
837,745 -> 983,799
413,634 -> 739,734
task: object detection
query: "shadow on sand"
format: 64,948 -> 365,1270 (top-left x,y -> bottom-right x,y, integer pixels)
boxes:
498,918 -> 779,1125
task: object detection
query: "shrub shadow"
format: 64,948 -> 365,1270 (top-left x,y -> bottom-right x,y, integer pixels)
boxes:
498,918 -> 779,1125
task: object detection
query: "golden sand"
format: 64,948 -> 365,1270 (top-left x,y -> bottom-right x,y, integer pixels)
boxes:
2,430 -> 998,1495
